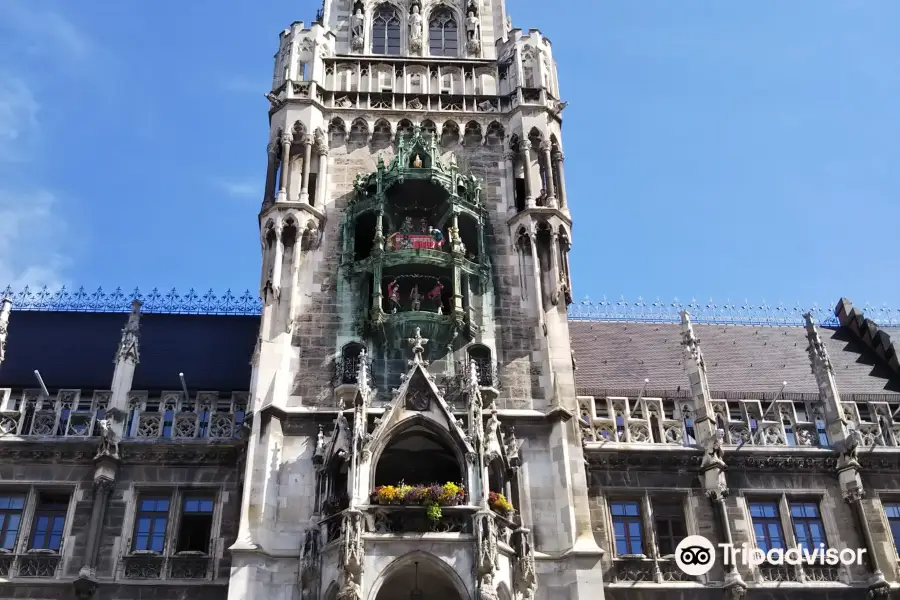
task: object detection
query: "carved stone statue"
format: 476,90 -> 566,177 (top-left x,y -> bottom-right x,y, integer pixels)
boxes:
350,9 -> 365,51
410,285 -> 422,311
836,428 -> 862,465
466,11 -> 480,42
96,419 -> 120,459
479,573 -> 499,600
408,5 -> 423,54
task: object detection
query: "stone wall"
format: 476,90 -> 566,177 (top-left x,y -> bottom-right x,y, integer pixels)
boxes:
291,135 -> 548,411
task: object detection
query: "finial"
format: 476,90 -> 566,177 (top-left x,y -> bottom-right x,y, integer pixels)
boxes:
407,327 -> 429,364
469,359 -> 479,388
356,349 -> 369,390
0,296 -> 11,365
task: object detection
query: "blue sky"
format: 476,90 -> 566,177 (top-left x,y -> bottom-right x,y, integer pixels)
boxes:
0,0 -> 897,312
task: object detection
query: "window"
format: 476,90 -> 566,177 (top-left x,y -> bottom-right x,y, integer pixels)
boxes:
131,492 -> 216,556
176,496 -> 214,553
429,9 -> 458,56
749,501 -> 785,553
885,503 -> 900,555
133,497 -> 170,552
790,502 -> 827,552
0,494 -> 25,550
30,493 -> 70,552
371,5 -> 400,55
610,500 -> 643,555
653,500 -> 686,556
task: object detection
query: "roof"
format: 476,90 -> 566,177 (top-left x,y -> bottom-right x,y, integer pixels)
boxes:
0,310 -> 259,392
569,321 -> 900,398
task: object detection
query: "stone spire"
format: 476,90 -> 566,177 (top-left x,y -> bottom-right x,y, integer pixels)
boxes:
115,300 -> 143,364
0,296 -> 11,366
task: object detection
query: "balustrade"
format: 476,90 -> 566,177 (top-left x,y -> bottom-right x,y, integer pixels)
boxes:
578,396 -> 900,449
0,389 -> 109,438
608,557 -> 696,583
126,391 -> 247,441
120,553 -> 213,580
0,552 -> 62,578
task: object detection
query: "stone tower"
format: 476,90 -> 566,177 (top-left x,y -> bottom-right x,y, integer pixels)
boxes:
229,0 -> 601,598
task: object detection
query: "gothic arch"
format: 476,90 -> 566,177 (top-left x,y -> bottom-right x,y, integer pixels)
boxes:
463,121 -> 482,145
396,118 -> 414,139
441,120 -> 460,145
496,582 -> 513,600
349,117 -> 370,145
485,121 -> 504,145
371,2 -> 402,55
323,580 -> 339,600
328,117 -> 347,145
369,413 -> 466,488
373,118 -> 393,145
427,3 -> 461,57
421,119 -> 437,138
292,120 -> 308,141
527,127 -> 544,148
367,551 -> 471,600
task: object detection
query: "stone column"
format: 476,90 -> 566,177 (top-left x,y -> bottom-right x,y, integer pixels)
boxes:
503,150 -> 517,214
681,311 -> 747,597
803,313 -> 888,593
299,137 -> 314,203
548,232 -> 561,305
73,476 -> 114,599
553,150 -> 567,209
276,132 -> 293,202
540,140 -> 557,208
314,146 -> 329,207
264,143 -> 278,202
271,223 -> 284,301
517,140 -> 534,207
0,297 -> 11,367
527,231 -> 545,335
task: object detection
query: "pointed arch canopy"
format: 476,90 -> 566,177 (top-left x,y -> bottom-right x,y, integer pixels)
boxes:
369,551 -> 471,600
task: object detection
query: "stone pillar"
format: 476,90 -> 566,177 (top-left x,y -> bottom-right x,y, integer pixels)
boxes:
315,146 -> 329,207
276,132 -> 293,201
527,231 -> 545,335
0,297 -> 11,366
803,313 -> 888,593
264,143 -> 278,202
299,137 -> 314,203
680,311 -> 747,597
271,223 -> 284,301
517,140 -> 534,207
553,150 -> 567,209
548,232 -> 561,305
503,150 -> 517,214
540,140 -> 557,208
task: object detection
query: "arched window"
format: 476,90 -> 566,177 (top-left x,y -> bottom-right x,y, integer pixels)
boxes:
429,9 -> 458,56
372,5 -> 401,55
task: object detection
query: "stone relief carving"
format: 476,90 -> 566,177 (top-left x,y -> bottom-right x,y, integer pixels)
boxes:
408,5 -> 423,54
95,419 -> 120,460
478,572 -> 499,600
476,513 -> 499,575
350,8 -> 365,51
512,529 -> 537,599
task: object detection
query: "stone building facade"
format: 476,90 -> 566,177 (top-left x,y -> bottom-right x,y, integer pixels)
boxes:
0,1 -> 899,600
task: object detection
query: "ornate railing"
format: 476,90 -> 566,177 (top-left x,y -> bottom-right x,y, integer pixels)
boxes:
0,389 -> 109,438
120,552 -> 213,580
363,505 -> 476,534
0,286 -> 262,315
565,296 -> 894,327
0,551 -> 62,578
126,391 -> 248,440
471,358 -> 496,388
577,395 -> 874,449
608,556 -> 697,584
333,353 -> 372,386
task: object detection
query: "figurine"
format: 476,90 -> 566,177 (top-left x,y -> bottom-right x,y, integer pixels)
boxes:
410,285 -> 422,311
412,153 -> 423,167
427,282 -> 444,313
400,216 -> 414,234
429,227 -> 444,246
388,279 -> 401,314
350,9 -> 365,49
466,11 -> 480,43
408,5 -> 423,53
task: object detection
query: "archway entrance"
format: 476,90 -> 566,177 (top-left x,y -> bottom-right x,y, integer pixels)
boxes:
373,558 -> 466,600
374,423 -> 462,487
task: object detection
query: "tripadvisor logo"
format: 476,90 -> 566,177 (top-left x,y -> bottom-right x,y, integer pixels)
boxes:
674,535 -> 867,576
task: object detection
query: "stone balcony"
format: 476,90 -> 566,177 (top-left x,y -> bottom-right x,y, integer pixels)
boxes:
0,549 -> 62,579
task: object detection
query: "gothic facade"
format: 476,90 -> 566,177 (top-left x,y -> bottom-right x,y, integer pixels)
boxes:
0,1 -> 899,600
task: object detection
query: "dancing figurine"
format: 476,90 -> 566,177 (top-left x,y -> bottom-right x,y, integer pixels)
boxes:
429,227 -> 444,247
410,285 -> 422,311
427,282 -> 444,313
388,279 -> 401,313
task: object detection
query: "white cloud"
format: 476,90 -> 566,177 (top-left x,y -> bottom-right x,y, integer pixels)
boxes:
0,74 -> 38,161
214,178 -> 260,199
0,189 -> 69,289
0,1 -> 92,63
